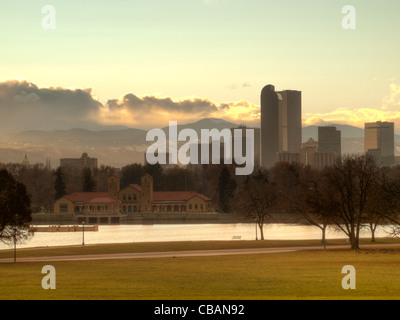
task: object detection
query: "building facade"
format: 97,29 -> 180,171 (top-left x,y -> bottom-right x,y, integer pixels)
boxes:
278,90 -> 302,154
54,192 -> 121,215
277,137 -> 337,170
276,152 -> 300,164
261,85 -> 302,168
364,121 -> 395,165
116,174 -> 213,214
318,126 -> 341,157
261,85 -> 280,168
54,174 -> 213,215
60,153 -> 98,170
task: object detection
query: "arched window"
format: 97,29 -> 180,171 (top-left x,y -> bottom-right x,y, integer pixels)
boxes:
173,205 -> 179,212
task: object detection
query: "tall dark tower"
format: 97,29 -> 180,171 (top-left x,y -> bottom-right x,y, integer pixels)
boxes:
261,85 -> 279,168
278,90 -> 302,153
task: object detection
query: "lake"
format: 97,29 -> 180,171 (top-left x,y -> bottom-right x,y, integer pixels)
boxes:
0,223 -> 392,250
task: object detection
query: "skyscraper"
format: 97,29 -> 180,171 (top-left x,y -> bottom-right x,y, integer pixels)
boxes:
261,85 -> 302,168
318,126 -> 341,157
364,121 -> 394,165
260,85 -> 279,168
278,90 -> 302,153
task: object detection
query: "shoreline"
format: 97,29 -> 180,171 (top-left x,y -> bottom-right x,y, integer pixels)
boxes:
30,212 -> 302,225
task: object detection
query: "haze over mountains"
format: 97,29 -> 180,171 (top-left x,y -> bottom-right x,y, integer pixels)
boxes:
0,118 -> 398,168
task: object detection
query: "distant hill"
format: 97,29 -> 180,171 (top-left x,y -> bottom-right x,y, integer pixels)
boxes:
12,127 -> 147,146
162,118 -> 240,133
302,124 -> 364,140
0,118 -> 242,168
0,119 -> 398,168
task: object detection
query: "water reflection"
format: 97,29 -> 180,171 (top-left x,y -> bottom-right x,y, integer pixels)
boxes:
0,223 -> 391,250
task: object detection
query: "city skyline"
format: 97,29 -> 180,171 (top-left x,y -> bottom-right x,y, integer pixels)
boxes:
2,0 -> 400,304
0,1 -> 400,132
260,85 -> 302,168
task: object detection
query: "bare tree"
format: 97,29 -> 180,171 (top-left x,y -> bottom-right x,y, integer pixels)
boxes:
368,166 -> 400,239
297,166 -> 334,246
231,172 -> 277,240
323,154 -> 381,250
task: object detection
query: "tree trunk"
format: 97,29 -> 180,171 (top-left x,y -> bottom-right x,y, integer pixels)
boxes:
349,234 -> 359,250
370,224 -> 376,242
321,225 -> 326,244
259,223 -> 264,240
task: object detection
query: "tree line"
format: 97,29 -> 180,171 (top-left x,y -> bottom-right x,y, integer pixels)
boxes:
229,154 -> 400,250
0,161 -> 238,214
2,154 -> 400,250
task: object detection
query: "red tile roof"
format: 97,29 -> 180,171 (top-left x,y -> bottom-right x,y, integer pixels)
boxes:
128,185 -> 211,202
153,191 -> 211,202
129,184 -> 142,192
65,192 -> 120,203
63,189 -> 211,204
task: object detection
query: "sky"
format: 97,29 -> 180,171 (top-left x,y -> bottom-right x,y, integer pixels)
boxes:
0,0 -> 399,131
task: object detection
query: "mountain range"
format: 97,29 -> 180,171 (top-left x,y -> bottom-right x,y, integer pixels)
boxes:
0,118 -> 398,168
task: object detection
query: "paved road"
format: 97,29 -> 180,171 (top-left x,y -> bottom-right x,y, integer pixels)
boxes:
1,243 -> 400,263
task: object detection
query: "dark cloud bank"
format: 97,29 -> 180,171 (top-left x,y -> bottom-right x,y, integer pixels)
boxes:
0,80 -> 245,132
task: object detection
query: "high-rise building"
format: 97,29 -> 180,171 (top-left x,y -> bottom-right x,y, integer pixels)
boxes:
260,85 -> 302,168
364,121 -> 395,165
261,85 -> 279,168
278,90 -> 302,153
60,153 -> 98,170
318,126 -> 341,157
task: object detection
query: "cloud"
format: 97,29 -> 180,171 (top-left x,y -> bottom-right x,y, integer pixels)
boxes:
0,79 -> 260,132
0,79 -> 102,132
99,94 -> 260,129
2,79 -> 398,134
303,83 -> 400,131
303,108 -> 400,128
382,83 -> 400,110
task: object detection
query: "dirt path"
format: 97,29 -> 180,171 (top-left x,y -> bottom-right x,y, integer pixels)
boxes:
2,243 -> 400,263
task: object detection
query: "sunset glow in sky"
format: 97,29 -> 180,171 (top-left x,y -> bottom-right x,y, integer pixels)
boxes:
0,0 -> 399,130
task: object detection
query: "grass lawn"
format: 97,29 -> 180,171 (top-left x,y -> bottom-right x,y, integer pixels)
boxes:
1,237 -> 399,259
1,240 -> 400,300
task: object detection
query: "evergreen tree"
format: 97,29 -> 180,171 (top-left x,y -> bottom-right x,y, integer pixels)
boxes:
82,167 -> 96,192
0,169 -> 33,246
144,163 -> 163,190
120,163 -> 144,189
217,166 -> 237,213
54,167 -> 67,200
